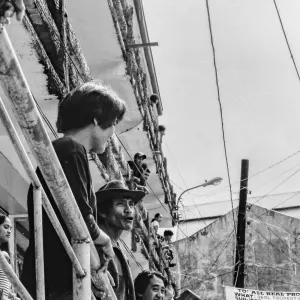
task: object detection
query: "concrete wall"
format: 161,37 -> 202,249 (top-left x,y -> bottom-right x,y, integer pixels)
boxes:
173,205 -> 300,299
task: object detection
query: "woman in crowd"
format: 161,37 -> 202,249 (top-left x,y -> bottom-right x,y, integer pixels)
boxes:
151,213 -> 163,235
0,215 -> 20,300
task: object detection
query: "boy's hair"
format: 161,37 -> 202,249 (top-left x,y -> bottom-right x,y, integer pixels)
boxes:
134,270 -> 167,299
56,81 -> 127,133
164,230 -> 174,237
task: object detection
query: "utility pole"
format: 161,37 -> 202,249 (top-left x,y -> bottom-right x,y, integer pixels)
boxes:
233,159 -> 249,288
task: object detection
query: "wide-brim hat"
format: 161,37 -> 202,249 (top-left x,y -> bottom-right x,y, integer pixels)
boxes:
134,152 -> 146,160
96,180 -> 146,205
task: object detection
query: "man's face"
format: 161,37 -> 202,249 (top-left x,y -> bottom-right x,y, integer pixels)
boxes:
164,235 -> 172,243
106,198 -> 135,231
135,156 -> 143,167
164,287 -> 174,300
142,276 -> 165,300
90,121 -> 115,154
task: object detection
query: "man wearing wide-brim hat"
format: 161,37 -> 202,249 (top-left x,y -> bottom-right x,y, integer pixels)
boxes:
96,180 -> 146,300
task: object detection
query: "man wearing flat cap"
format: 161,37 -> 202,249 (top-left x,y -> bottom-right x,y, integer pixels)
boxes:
128,152 -> 151,187
96,180 -> 146,300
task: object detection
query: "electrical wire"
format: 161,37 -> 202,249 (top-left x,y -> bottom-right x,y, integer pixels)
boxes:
253,161 -> 300,194
31,4 -> 213,262
164,143 -> 188,190
117,118 -> 144,135
164,142 -> 212,240
246,268 -> 300,289
237,190 -> 300,239
193,231 -> 238,290
185,148 -> 300,200
119,238 -> 144,271
182,164 -> 300,219
117,135 -> 218,261
249,214 -> 300,267
272,190 -> 300,210
32,94 -> 59,139
250,166 -> 300,207
181,227 -> 235,274
172,260 -> 238,289
273,0 -> 300,83
169,179 -> 185,191
31,5 -> 237,267
178,270 -> 232,291
205,0 -> 236,239
181,188 -> 300,217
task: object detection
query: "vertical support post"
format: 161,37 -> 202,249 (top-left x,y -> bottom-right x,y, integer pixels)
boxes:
73,239 -> 91,300
8,216 -> 16,274
146,212 -> 152,271
33,188 -> 45,300
59,0 -> 69,91
233,159 -> 249,288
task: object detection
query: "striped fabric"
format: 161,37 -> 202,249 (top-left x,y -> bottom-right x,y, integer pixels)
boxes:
0,267 -> 11,297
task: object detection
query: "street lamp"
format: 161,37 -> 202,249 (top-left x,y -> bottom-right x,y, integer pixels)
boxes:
177,177 -> 223,205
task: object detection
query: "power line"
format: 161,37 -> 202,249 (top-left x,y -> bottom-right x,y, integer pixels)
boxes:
118,118 -> 144,135
169,179 -> 185,191
164,143 -> 221,244
32,94 -> 58,139
28,4 -> 186,252
235,190 -> 300,239
178,270 -> 233,291
116,135 -> 220,261
186,149 -> 300,200
246,268 -> 300,290
273,0 -> 300,83
205,0 -> 236,239
192,230 -> 236,291
31,4 -> 235,267
117,136 -> 206,254
253,161 -> 300,194
272,190 -> 300,210
249,213 -> 300,267
164,143 -> 188,189
181,227 -> 235,274
250,166 -> 300,207
119,238 -> 144,271
186,165 -> 300,223
248,191 -> 300,225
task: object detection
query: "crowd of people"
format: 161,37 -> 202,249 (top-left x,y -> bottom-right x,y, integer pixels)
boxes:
0,4 -> 177,300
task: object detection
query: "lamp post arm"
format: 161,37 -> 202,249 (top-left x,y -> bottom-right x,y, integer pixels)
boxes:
177,183 -> 205,204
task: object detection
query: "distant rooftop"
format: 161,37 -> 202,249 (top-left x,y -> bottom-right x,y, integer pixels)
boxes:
180,191 -> 300,221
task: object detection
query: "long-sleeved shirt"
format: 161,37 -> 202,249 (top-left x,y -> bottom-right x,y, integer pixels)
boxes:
21,137 -> 100,298
127,161 -> 150,186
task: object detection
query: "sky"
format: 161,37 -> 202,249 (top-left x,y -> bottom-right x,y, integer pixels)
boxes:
143,0 -> 300,209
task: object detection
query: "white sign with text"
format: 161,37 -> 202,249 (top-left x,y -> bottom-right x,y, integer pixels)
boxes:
225,286 -> 300,300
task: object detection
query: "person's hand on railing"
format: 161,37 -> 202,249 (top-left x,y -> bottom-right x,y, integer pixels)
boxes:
135,184 -> 149,194
0,0 -> 34,24
94,230 -> 115,271
7,291 -> 21,300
